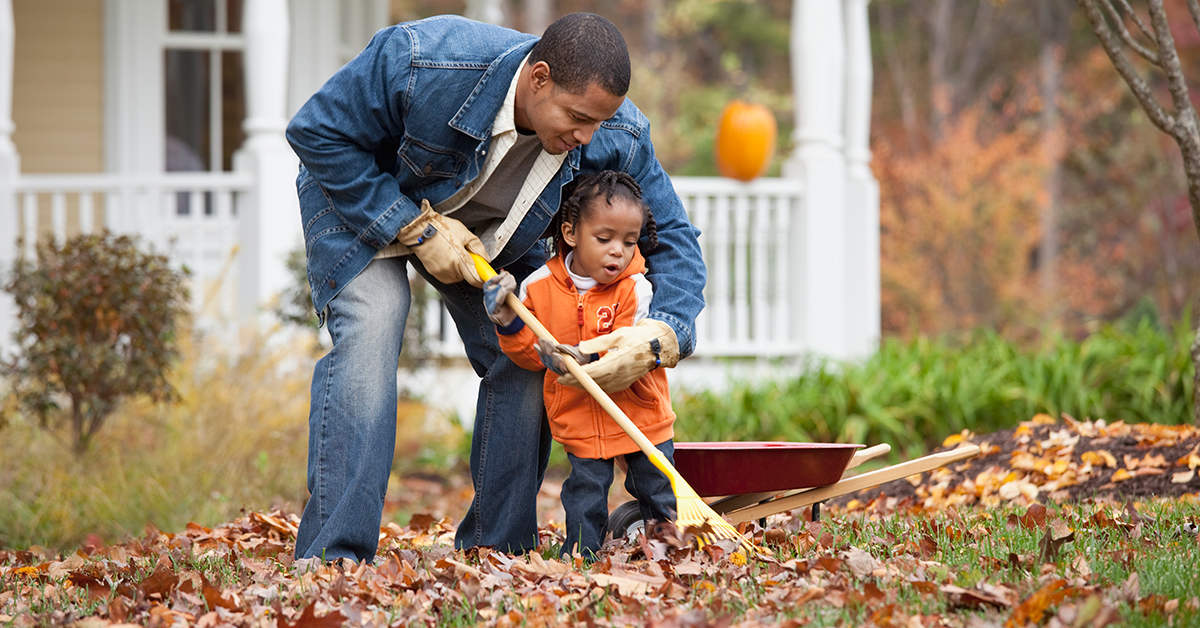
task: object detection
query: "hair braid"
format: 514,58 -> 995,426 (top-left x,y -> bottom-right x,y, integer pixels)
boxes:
548,170 -> 658,257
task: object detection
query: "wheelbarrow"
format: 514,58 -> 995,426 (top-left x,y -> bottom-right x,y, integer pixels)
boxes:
608,441 -> 981,538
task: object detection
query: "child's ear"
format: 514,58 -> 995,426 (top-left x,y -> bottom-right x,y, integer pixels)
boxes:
561,222 -> 577,248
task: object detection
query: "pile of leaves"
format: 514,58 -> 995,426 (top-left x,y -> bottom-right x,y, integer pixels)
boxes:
830,414 -> 1200,515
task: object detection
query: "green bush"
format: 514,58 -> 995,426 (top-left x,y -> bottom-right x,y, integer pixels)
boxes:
674,319 -> 1195,460
1,232 -> 190,453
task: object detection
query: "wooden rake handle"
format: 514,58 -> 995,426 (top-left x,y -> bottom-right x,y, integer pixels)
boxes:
473,254 -> 664,462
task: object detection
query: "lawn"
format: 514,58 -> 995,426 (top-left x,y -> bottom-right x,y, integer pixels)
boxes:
2,416 -> 1198,627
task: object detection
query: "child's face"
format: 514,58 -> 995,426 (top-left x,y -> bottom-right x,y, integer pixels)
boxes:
562,197 -> 644,285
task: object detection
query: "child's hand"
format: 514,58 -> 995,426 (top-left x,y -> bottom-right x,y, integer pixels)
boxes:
483,271 -> 517,326
536,338 -> 596,375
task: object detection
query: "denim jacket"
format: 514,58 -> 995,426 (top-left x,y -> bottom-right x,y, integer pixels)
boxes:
286,15 -> 705,357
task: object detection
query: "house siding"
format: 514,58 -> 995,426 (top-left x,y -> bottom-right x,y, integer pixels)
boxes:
12,0 -> 104,174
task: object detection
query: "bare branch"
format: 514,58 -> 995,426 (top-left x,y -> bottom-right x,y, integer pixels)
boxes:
1116,0 -> 1159,43
952,1 -> 997,108
877,1 -> 921,149
1076,0 -> 1177,134
1187,0 -> 1200,34
1100,0 -> 1162,64
1147,0 -> 1200,150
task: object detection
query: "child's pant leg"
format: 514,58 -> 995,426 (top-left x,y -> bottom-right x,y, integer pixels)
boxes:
561,454 -> 615,559
623,440 -> 678,523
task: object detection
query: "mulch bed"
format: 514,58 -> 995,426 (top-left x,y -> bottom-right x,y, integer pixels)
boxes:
829,415 -> 1200,513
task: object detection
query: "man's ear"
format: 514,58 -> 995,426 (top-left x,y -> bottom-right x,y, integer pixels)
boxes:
529,61 -> 552,93
561,221 -> 576,247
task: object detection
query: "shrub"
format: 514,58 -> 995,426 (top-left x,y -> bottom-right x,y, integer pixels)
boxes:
1,232 -> 190,453
674,319 -> 1195,460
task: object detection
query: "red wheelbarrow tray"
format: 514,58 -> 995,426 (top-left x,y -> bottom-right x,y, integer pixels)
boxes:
667,441 -> 981,525
673,442 -> 863,497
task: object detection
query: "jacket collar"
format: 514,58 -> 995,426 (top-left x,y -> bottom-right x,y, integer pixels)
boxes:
547,246 -> 648,292
449,39 -> 538,140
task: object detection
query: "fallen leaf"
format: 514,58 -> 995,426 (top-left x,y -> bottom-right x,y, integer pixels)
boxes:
1172,469 -> 1195,484
1006,504 -> 1047,530
591,571 -> 666,596
1081,450 -> 1117,468
842,547 -> 881,579
1006,578 -> 1073,627
278,602 -> 344,628
941,583 -> 1013,609
1038,522 -> 1075,565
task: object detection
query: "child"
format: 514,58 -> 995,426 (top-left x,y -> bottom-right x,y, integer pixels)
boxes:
482,170 -> 677,559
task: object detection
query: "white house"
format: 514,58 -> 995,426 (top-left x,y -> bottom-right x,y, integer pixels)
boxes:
0,0 -> 879,407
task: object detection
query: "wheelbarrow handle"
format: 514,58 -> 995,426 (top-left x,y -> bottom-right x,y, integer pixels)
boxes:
725,445 -> 981,525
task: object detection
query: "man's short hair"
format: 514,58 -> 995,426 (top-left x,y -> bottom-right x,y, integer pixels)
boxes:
528,13 -> 630,97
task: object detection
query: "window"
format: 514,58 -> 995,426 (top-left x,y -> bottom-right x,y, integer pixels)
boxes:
164,0 -> 246,177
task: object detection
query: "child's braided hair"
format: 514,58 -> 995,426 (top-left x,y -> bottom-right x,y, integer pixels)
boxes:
547,170 -> 658,257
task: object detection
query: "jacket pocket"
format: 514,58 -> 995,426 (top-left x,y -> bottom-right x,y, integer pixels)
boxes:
398,136 -> 464,181
620,376 -> 660,411
299,177 -> 351,249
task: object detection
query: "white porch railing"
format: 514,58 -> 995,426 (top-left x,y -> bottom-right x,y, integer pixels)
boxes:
11,173 -> 253,325
417,176 -> 805,359
3,172 -> 805,360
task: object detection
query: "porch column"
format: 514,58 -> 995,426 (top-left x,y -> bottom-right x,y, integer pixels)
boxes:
0,0 -> 18,358
783,0 -> 849,360
842,0 -> 880,359
235,0 -> 298,323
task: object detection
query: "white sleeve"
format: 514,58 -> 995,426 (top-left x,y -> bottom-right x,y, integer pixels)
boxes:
630,273 -> 653,324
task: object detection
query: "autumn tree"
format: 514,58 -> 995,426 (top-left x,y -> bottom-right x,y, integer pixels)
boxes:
1075,0 -> 1200,423
0,232 -> 191,453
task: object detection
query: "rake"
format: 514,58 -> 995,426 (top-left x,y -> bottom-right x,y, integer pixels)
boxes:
472,254 -> 759,556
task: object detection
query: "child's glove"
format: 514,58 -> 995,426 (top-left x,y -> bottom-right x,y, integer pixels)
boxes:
482,270 -> 517,326
536,338 -> 597,375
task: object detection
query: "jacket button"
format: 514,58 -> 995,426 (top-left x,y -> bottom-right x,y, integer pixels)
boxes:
328,280 -> 336,289
423,164 -> 432,174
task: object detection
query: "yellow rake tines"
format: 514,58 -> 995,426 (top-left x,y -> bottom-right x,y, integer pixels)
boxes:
662,465 -> 762,556
472,254 -> 760,558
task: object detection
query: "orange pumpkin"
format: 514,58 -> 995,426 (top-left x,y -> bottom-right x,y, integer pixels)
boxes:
714,100 -> 777,181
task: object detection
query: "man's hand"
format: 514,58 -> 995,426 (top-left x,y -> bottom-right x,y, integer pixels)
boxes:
482,270 -> 517,326
398,199 -> 488,287
556,319 -> 680,393
536,338 -> 597,375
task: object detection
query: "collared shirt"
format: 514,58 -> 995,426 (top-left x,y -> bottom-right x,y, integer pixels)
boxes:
375,58 -> 567,260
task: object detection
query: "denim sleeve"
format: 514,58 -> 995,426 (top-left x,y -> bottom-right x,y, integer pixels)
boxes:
624,123 -> 706,359
285,27 -> 422,250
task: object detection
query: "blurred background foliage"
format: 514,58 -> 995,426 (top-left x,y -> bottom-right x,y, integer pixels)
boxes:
5,0 -> 1200,549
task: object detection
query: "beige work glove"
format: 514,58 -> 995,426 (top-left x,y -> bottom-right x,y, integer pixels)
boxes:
556,319 -> 680,394
398,199 -> 488,287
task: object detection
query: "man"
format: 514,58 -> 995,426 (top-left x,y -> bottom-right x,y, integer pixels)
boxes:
286,12 -> 705,562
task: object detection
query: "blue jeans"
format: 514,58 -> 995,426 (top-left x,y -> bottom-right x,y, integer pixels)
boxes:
294,256 -> 552,562
561,440 -> 677,559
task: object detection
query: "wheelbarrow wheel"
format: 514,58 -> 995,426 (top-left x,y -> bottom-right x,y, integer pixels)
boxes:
608,500 -> 644,541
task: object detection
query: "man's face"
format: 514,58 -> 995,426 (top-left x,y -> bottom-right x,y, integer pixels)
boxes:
518,63 -> 625,155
